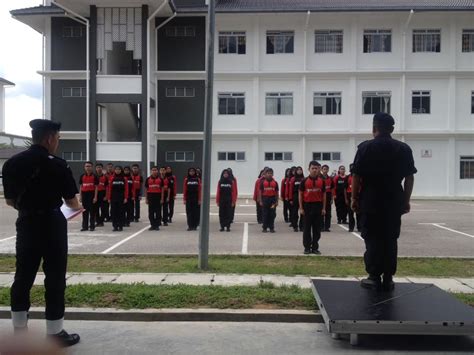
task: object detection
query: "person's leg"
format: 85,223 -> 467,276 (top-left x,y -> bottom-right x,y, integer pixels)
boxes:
168,198 -> 175,222
347,195 -> 355,231
185,202 -> 192,229
290,201 -> 298,231
324,196 -> 332,230
256,203 -> 262,224
312,204 -> 322,251
335,195 -> 342,223
89,200 -> 96,230
162,200 -> 168,225
111,202 -> 117,229
148,197 -> 155,228
81,194 -> 91,230
135,195 -> 141,221
360,213 -> 384,287
302,204 -> 312,251
269,198 -> 277,231
262,198 -> 269,230
382,214 -> 401,282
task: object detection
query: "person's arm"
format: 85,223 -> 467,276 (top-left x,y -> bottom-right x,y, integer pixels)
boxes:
274,182 -> 279,207
93,176 -> 99,203
288,178 -> 294,202
403,175 -> 415,214
259,180 -> 264,206
198,178 -> 202,204
216,183 -> 220,206
183,179 -> 188,204
299,190 -> 304,215
232,181 -> 237,207
5,199 -> 15,208
322,183 -> 326,216
65,196 -> 81,210
124,178 -> 129,203
351,174 -> 362,214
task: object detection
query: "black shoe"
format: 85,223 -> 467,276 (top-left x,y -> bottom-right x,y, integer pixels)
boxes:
89,228 -> 95,232
149,226 -> 155,231
168,219 -> 172,223
342,220 -> 348,224
293,228 -> 299,232
163,222 -> 168,226
262,229 -> 268,233
134,218 -> 139,223
187,227 -> 192,231
270,229 -> 275,233
125,223 -> 130,227
337,220 -> 341,224
348,228 -> 354,232
226,227 -> 230,232
360,275 -> 382,290
118,227 -> 123,231
113,227 -> 119,232
382,275 -> 395,291
324,229 -> 330,232
304,249 -> 311,255
96,223 -> 104,227
220,227 -> 225,232
80,228 -> 88,232
48,329 -> 80,348
299,227 -> 304,232
156,226 -> 160,231
311,249 -> 321,255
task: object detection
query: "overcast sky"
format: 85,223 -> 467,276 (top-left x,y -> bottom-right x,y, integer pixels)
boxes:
0,0 -> 43,137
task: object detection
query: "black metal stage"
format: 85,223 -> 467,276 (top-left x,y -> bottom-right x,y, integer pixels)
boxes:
311,279 -> 474,345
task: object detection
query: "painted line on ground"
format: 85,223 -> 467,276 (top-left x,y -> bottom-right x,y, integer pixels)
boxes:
411,209 -> 439,212
337,224 -> 364,241
419,223 -> 474,239
241,222 -> 249,255
101,226 -> 150,254
0,235 -> 16,243
447,202 -> 474,207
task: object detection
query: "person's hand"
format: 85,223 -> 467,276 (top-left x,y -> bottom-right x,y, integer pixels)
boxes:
345,199 -> 349,206
402,201 -> 411,214
289,200 -> 293,205
275,203 -> 278,208
299,208 -> 304,215
103,196 -> 107,202
93,197 -> 97,204
138,197 -> 142,201
161,200 -> 164,205
145,199 -> 149,205
232,202 -> 235,208
124,199 -> 128,204
79,197 -> 82,203
321,209 -> 326,216
351,199 -> 360,214
198,201 -> 201,205
260,202 -> 263,207
108,200 -> 111,204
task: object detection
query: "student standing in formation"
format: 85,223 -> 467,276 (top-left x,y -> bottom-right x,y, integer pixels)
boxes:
165,166 -> 177,223
281,168 -> 291,223
95,163 -> 109,227
131,164 -> 143,222
109,165 -> 129,232
79,161 -> 98,232
334,165 -> 349,224
253,169 -> 266,224
299,161 -> 326,255
260,168 -> 279,233
145,166 -> 167,231
159,167 -> 170,226
289,166 -> 305,232
123,166 -> 135,227
321,164 -> 335,232
196,168 -> 202,179
345,164 -> 360,232
104,163 -> 115,222
227,168 -> 238,224
216,169 -> 238,232
183,167 -> 201,231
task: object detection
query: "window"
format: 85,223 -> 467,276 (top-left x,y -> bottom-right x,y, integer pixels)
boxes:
312,152 -> 341,161
315,30 -> 343,53
218,31 -> 246,54
413,29 -> 441,53
265,93 -> 293,115
460,156 -> 474,179
63,26 -> 83,38
412,91 -> 431,114
266,31 -> 294,54
165,26 -> 195,37
218,152 -> 246,161
462,29 -> 474,53
313,92 -> 342,115
218,93 -> 245,115
62,87 -> 86,98
264,152 -> 293,161
165,87 -> 195,98
62,152 -> 86,161
165,151 -> 194,162
362,91 -> 391,114
471,91 -> 474,114
363,29 -> 392,53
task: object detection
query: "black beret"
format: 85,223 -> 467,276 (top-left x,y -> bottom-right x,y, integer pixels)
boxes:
373,113 -> 395,127
29,119 -> 61,131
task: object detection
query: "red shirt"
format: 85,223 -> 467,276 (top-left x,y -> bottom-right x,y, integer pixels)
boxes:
299,176 -> 326,203
132,174 -> 143,192
79,174 -> 98,193
280,178 -> 289,200
97,174 -> 108,192
347,175 -> 353,193
253,177 -> 264,201
145,176 -> 168,194
260,178 -> 279,197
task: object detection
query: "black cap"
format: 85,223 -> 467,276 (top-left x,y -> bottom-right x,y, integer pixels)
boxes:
29,119 -> 61,131
373,113 -> 395,128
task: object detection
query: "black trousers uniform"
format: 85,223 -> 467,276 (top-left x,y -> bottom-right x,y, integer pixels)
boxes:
290,198 -> 303,231
219,200 -> 233,229
168,198 -> 175,222
96,191 -> 107,224
335,191 -> 347,223
133,190 -> 141,221
161,196 -> 169,225
124,199 -> 133,225
283,200 -> 290,223
186,200 -> 200,229
321,192 -> 332,230
81,191 -> 96,229
256,202 -> 263,224
303,202 -> 323,251
262,196 -> 277,231
111,201 -> 125,229
148,193 -> 162,228
12,210 -> 67,321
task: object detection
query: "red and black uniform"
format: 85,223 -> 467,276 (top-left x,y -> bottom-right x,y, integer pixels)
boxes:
321,174 -> 336,231
299,176 -> 326,252
216,175 -> 238,230
281,177 -> 290,223
260,178 -> 279,231
123,173 -> 135,226
253,176 -> 264,224
79,173 -> 98,230
132,173 -> 144,222
95,173 -> 109,225
346,175 -> 361,232
288,174 -> 305,232
165,173 -> 178,223
183,174 -> 202,230
104,172 -> 115,221
333,174 -> 349,224
229,174 -> 238,223
109,174 -> 129,230
145,175 -> 168,229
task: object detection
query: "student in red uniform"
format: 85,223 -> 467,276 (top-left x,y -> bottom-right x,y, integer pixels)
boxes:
183,167 -> 201,231
259,168 -> 279,233
216,169 -> 238,232
289,166 -> 305,232
108,165 -> 129,232
281,168 -> 291,224
345,164 -> 361,232
123,166 -> 135,227
227,168 -> 238,224
79,161 -> 98,232
333,165 -> 349,224
131,164 -> 144,222
321,164 -> 335,232
145,166 -> 167,231
104,163 -> 114,222
299,161 -> 326,255
95,163 -> 109,227
253,168 -> 266,224
159,167 -> 170,226
165,166 -> 177,223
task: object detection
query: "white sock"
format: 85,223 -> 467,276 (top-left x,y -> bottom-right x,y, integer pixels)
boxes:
46,318 -> 64,335
11,311 -> 28,328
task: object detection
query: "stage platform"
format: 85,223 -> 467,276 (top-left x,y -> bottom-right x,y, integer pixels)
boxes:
311,279 -> 474,346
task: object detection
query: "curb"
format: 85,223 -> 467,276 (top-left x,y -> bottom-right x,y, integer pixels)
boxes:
0,307 -> 323,323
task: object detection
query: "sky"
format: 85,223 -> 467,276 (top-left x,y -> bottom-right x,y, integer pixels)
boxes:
0,0 -> 43,137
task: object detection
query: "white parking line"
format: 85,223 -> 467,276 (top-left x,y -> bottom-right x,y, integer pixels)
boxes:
446,202 -> 474,207
0,235 -> 16,243
242,222 -> 249,255
419,223 -> 474,239
337,224 -> 364,241
101,226 -> 150,254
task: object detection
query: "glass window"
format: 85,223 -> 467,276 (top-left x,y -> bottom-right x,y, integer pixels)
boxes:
283,152 -> 293,161
166,26 -> 196,37
72,88 -> 82,97
265,152 -> 274,161
471,91 -> 474,114
412,91 -> 431,114
72,152 -> 83,161
460,156 -> 474,179
218,93 -> 245,115
322,152 -> 331,161
265,93 -> 293,115
236,152 -> 245,161
462,29 -> 474,53
313,152 -> 322,160
218,31 -> 246,54
62,88 -> 72,97
175,152 -> 185,161
413,29 -> 441,53
166,152 -> 174,162
332,152 -> 341,161
362,91 -> 391,114
218,152 -> 226,161
227,152 -> 236,161
313,92 -> 342,115
185,152 -> 194,162
363,29 -> 392,53
62,152 -> 72,160
176,88 -> 185,97
315,30 -> 343,53
166,87 -> 194,98
266,31 -> 294,54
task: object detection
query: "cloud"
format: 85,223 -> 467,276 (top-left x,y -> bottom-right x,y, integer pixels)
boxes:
6,80 -> 43,100
4,94 -> 41,137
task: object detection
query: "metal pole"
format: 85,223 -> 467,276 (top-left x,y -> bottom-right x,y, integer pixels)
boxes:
199,0 -> 215,270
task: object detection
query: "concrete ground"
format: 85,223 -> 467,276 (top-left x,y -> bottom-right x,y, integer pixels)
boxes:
0,198 -> 473,257
0,319 -> 473,354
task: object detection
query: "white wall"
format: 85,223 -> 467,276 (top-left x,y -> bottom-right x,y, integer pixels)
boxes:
0,86 -> 5,133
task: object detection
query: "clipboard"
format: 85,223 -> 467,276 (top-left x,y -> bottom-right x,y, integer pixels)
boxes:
60,205 -> 84,220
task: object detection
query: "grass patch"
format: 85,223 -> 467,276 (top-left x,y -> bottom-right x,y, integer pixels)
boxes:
454,293 -> 474,307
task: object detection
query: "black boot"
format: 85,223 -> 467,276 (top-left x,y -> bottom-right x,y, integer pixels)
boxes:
360,275 -> 382,290
382,275 -> 395,291
48,330 -> 80,347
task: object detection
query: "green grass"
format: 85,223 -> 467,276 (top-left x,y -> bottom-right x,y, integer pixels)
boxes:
0,255 -> 472,278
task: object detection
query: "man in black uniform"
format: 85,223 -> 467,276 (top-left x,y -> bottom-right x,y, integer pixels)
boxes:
351,113 -> 416,291
2,119 -> 81,347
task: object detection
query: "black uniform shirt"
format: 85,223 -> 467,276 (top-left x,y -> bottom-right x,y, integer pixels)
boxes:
352,134 -> 417,214
2,145 -> 78,211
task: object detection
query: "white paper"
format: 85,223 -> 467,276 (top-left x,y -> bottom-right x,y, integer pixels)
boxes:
60,205 -> 83,220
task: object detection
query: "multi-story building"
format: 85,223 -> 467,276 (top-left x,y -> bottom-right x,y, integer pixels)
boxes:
11,0 -> 474,197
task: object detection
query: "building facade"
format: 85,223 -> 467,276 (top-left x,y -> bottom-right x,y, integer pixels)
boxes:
11,0 -> 474,197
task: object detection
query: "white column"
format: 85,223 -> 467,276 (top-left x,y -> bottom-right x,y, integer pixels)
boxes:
449,15 -> 457,71
447,75 -> 456,132
302,135 -> 307,166
302,75 -> 307,132
253,15 -> 260,72
0,86 -> 5,133
399,74 -> 406,132
447,137 -> 456,197
350,16 -> 358,71
253,76 -> 260,131
349,76 -> 357,132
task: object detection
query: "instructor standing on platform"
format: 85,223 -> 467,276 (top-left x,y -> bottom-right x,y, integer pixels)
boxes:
351,113 -> 416,291
2,119 -> 81,347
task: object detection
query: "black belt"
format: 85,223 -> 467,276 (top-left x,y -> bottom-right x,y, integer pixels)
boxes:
19,208 -> 60,217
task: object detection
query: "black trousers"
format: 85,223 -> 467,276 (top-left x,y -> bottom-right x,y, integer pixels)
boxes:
168,198 -> 175,221
161,198 -> 169,224
96,191 -> 107,224
256,202 -> 263,224
103,200 -> 110,221
321,193 -> 332,230
124,199 -> 133,224
133,192 -> 141,220
186,200 -> 200,229
360,212 -> 401,277
12,210 -> 67,320
219,200 -> 233,228
283,200 -> 290,222
303,202 -> 323,250
335,193 -> 347,222
231,205 -> 236,223
81,192 -> 96,229
148,194 -> 161,228
290,200 -> 303,231
262,196 -> 277,230
111,200 -> 125,229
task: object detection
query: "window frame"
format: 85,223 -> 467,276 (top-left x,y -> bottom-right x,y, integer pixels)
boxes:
314,30 -> 343,53
462,29 -> 474,53
264,152 -> 293,162
218,31 -> 246,54
411,90 -> 431,115
165,151 -> 195,162
265,92 -> 294,115
460,156 -> 474,180
312,152 -> 341,162
165,26 -> 196,37
471,91 -> 474,115
62,87 -> 86,98
218,92 -> 246,115
313,92 -> 342,115
266,30 -> 295,54
412,29 -> 441,53
363,29 -> 392,53
63,26 -> 83,38
165,87 -> 195,98
217,151 -> 246,161
62,151 -> 86,161
362,91 -> 392,115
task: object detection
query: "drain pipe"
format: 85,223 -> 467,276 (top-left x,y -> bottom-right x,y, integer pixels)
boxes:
402,10 -> 414,70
